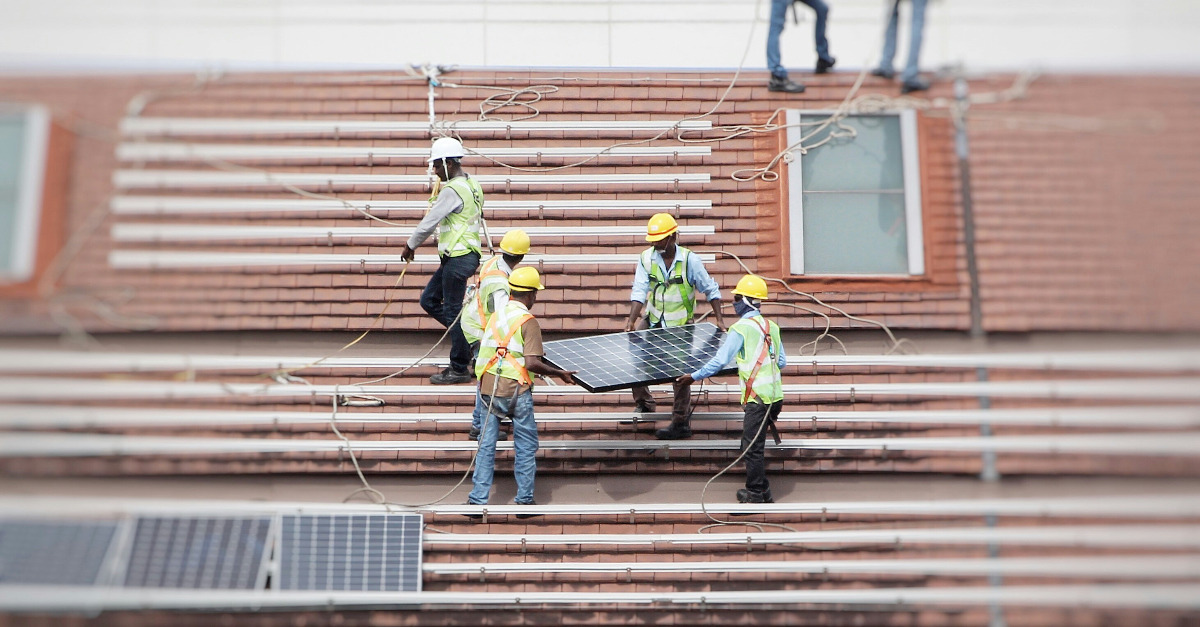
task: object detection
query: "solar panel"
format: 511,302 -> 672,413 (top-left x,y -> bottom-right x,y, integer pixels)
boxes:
122,516 -> 271,589
0,519 -> 118,585
543,322 -> 735,393
278,514 -> 422,592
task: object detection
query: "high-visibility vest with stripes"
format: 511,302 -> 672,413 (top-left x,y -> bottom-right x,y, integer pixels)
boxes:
729,314 -> 784,405
437,176 -> 484,258
475,300 -> 534,387
641,246 -> 696,327
461,256 -> 511,344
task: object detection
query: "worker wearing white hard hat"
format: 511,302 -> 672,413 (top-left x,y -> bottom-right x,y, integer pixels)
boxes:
401,136 -> 485,385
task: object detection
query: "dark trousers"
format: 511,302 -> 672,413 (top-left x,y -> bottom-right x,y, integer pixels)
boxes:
742,400 -> 783,494
419,251 -> 480,372
630,316 -> 692,423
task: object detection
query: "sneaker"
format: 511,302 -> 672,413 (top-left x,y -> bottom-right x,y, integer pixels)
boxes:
815,57 -> 836,74
900,77 -> 930,95
655,423 -> 692,440
871,68 -> 895,80
767,75 -> 806,94
634,401 -> 656,414
430,367 -> 472,385
736,488 -> 774,504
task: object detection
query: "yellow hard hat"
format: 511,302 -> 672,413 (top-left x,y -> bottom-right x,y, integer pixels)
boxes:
645,213 -> 679,242
499,229 -> 531,255
508,266 -> 544,292
732,274 -> 769,300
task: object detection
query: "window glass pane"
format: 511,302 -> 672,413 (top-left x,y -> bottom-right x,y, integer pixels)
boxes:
802,192 -> 909,275
0,113 -> 27,275
799,114 -> 904,192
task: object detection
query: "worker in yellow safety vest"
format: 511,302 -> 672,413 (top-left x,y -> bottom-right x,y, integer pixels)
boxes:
624,213 -> 726,440
467,267 -> 577,506
678,275 -> 786,503
400,137 -> 484,385
462,229 -> 530,440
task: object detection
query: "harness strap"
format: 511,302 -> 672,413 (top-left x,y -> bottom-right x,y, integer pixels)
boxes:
481,312 -> 533,386
741,316 -> 773,405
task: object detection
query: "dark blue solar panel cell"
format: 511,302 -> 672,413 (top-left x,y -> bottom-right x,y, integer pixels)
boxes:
543,323 -> 735,392
0,519 -> 118,585
122,516 -> 271,589
278,514 -> 422,592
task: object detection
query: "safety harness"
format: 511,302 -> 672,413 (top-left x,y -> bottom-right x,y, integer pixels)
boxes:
479,311 -> 534,387
741,315 -> 782,445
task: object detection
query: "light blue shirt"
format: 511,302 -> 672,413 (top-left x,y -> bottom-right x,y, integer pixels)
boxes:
630,246 -> 722,304
691,311 -> 787,380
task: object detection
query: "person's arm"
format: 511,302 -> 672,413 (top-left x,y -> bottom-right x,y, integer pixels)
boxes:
520,319 -> 576,384
775,328 -> 787,370
687,252 -> 726,330
678,330 -> 742,385
400,188 -> 462,261
625,257 -> 650,331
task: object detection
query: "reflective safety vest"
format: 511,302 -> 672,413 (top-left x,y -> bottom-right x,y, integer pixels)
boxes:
461,256 -> 511,344
437,176 -> 484,258
475,300 -> 534,387
641,246 -> 696,327
729,314 -> 784,405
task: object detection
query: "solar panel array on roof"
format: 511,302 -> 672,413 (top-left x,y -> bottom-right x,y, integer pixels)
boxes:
122,516 -> 271,589
0,519 -> 118,586
278,514 -> 422,592
543,323 -> 735,392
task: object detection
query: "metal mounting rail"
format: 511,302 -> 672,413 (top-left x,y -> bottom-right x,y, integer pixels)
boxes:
1,583 -> 1198,612
106,251 -> 715,269
119,117 -> 714,137
116,142 -> 712,163
110,224 -> 715,243
109,196 -> 713,216
425,555 -> 1200,579
3,432 -> 1200,457
2,404 -> 1196,429
113,170 -> 711,189
4,376 -> 1199,401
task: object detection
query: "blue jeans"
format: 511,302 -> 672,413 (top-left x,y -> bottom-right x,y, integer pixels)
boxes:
468,389 -> 538,505
878,0 -> 927,83
767,0 -> 832,79
419,252 -> 480,372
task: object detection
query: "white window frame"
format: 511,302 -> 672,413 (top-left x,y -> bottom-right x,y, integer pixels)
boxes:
1,105 -> 50,284
786,108 -> 925,277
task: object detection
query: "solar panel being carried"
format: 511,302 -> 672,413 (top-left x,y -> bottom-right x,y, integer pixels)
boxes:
122,516 -> 272,589
0,519 -> 118,586
543,323 -> 734,392
278,514 -> 422,592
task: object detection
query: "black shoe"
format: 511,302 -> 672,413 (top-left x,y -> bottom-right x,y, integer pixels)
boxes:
430,367 -> 472,385
815,57 -> 836,74
513,500 -> 539,519
634,401 -> 656,414
767,76 -> 806,94
655,423 -> 692,440
736,488 -> 774,504
463,502 -> 484,520
871,68 -> 895,80
900,77 -> 930,94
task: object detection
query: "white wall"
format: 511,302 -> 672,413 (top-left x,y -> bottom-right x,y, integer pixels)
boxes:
0,0 -> 1197,74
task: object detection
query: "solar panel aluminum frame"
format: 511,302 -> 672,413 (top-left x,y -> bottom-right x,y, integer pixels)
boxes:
543,323 -> 736,393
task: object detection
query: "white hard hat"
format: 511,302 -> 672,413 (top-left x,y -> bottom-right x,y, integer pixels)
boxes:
428,137 -> 465,162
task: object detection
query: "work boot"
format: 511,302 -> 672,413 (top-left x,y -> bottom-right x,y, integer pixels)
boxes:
736,488 -> 774,504
815,57 -> 836,74
430,367 -> 472,385
871,67 -> 895,80
900,77 -> 931,94
513,499 -> 539,519
655,422 -> 692,440
767,75 -> 806,93
634,401 -> 656,414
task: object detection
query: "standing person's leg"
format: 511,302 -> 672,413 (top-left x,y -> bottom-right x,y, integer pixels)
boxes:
901,0 -> 928,85
441,252 -> 479,373
510,390 -> 539,505
630,316 -> 656,413
739,401 -> 773,501
468,391 -> 510,504
766,0 -> 790,80
796,0 -> 833,66
875,0 -> 901,76
419,261 -> 448,322
670,377 -> 692,427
